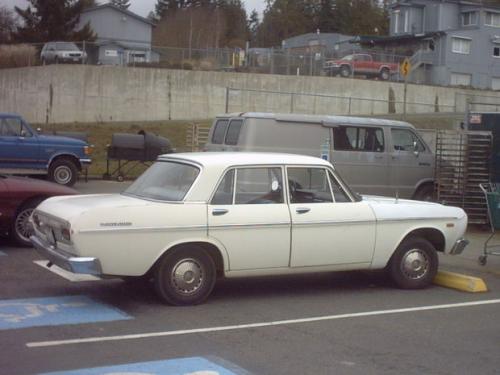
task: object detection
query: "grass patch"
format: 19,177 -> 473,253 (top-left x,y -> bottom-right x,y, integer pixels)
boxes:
35,120 -> 212,178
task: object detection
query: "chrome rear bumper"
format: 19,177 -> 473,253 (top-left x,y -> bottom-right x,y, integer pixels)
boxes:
30,235 -> 102,275
450,238 -> 469,255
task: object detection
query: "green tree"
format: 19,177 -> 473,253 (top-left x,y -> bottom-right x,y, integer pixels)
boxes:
315,0 -> 337,33
13,0 -> 96,43
256,0 -> 314,47
110,0 -> 131,10
218,0 -> 248,47
0,6 -> 17,43
247,9 -> 259,45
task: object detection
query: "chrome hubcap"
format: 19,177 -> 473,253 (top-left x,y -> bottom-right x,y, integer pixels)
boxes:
54,166 -> 71,185
401,249 -> 429,280
171,258 -> 203,295
15,208 -> 34,242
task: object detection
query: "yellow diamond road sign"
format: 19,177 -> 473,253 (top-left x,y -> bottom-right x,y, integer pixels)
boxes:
400,58 -> 411,77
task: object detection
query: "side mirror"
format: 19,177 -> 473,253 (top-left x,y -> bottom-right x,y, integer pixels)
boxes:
37,127 -> 42,133
413,141 -> 419,156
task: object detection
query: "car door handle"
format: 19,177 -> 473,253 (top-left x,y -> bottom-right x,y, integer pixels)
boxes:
212,208 -> 228,216
296,207 -> 310,214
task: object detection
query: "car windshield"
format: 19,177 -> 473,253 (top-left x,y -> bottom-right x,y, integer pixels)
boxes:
123,161 -> 200,201
342,55 -> 354,60
56,43 -> 79,51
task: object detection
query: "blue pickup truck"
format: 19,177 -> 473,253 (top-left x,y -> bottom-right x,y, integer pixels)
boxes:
0,113 -> 92,186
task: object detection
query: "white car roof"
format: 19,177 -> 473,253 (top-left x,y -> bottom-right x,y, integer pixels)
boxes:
159,152 -> 332,168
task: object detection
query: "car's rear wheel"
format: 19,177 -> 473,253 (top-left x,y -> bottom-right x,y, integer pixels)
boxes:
49,158 -> 78,186
389,237 -> 438,289
12,198 -> 43,247
154,245 -> 216,306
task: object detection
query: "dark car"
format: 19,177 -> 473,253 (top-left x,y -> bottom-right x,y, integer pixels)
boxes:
0,175 -> 77,246
0,113 -> 92,186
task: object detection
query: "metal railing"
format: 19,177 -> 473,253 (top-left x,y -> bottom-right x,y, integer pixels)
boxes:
225,87 -> 457,116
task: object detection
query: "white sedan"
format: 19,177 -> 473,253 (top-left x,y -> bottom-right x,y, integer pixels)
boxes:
31,153 -> 468,305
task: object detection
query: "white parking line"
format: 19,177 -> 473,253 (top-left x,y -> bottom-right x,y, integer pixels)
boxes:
33,261 -> 101,282
27,299 -> 500,348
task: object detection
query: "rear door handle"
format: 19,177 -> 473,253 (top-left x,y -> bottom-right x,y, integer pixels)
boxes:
212,208 -> 228,216
296,207 -> 310,214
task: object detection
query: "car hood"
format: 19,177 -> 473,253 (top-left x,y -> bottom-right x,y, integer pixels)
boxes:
35,193 -> 149,222
38,134 -> 87,146
363,195 -> 467,221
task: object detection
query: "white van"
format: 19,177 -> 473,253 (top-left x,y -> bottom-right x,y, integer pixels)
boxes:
204,113 -> 435,200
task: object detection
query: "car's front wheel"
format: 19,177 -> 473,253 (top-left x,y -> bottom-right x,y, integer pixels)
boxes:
154,246 -> 216,306
340,65 -> 351,78
13,199 -> 42,247
49,158 -> 78,186
389,237 -> 438,289
379,68 -> 390,80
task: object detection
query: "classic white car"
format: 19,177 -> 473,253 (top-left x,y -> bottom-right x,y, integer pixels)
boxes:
31,153 -> 468,305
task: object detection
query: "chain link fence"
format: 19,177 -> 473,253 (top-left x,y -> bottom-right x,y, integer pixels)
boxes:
0,41 -> 408,81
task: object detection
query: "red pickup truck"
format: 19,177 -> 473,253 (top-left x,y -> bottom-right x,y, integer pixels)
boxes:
323,53 -> 399,80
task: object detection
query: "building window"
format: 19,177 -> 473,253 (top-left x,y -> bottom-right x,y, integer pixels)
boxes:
450,73 -> 472,87
494,46 -> 500,57
452,37 -> 471,54
461,12 -> 477,26
485,12 -> 500,27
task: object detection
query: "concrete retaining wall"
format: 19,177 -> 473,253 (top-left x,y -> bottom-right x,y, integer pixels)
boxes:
0,65 -> 499,124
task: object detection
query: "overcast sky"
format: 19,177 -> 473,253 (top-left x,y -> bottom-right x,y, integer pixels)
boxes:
1,0 -> 267,18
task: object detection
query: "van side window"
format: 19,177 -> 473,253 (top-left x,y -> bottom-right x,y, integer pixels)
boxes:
225,119 -> 243,145
211,169 -> 235,205
391,129 -> 425,152
211,119 -> 229,144
333,126 -> 384,152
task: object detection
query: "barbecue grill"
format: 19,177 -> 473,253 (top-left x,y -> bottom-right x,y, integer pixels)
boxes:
104,130 -> 173,181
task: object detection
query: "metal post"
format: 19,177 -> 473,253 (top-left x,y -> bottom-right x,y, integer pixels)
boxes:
82,41 -> 86,64
225,87 -> 230,113
290,93 -> 294,113
403,76 -> 408,119
348,97 -> 352,115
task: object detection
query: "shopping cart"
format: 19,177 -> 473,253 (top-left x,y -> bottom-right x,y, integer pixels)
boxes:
478,183 -> 500,265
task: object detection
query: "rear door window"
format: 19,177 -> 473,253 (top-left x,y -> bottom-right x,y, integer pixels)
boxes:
225,119 -> 243,145
211,119 -> 229,144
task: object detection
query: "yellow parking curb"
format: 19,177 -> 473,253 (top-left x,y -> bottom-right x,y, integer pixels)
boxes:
433,271 -> 488,292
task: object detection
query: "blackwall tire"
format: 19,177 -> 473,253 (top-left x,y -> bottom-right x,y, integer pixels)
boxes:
340,65 -> 351,78
414,184 -> 436,202
154,246 -> 216,306
49,159 -> 78,186
380,68 -> 390,80
389,237 -> 438,289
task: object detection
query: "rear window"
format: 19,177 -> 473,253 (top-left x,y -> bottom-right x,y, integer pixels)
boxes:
225,119 -> 243,145
211,119 -> 229,144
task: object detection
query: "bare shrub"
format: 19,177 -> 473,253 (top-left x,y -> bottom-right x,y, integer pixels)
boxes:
0,44 -> 38,68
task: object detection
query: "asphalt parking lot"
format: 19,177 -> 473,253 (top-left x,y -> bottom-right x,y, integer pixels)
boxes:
1,180 -> 499,375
